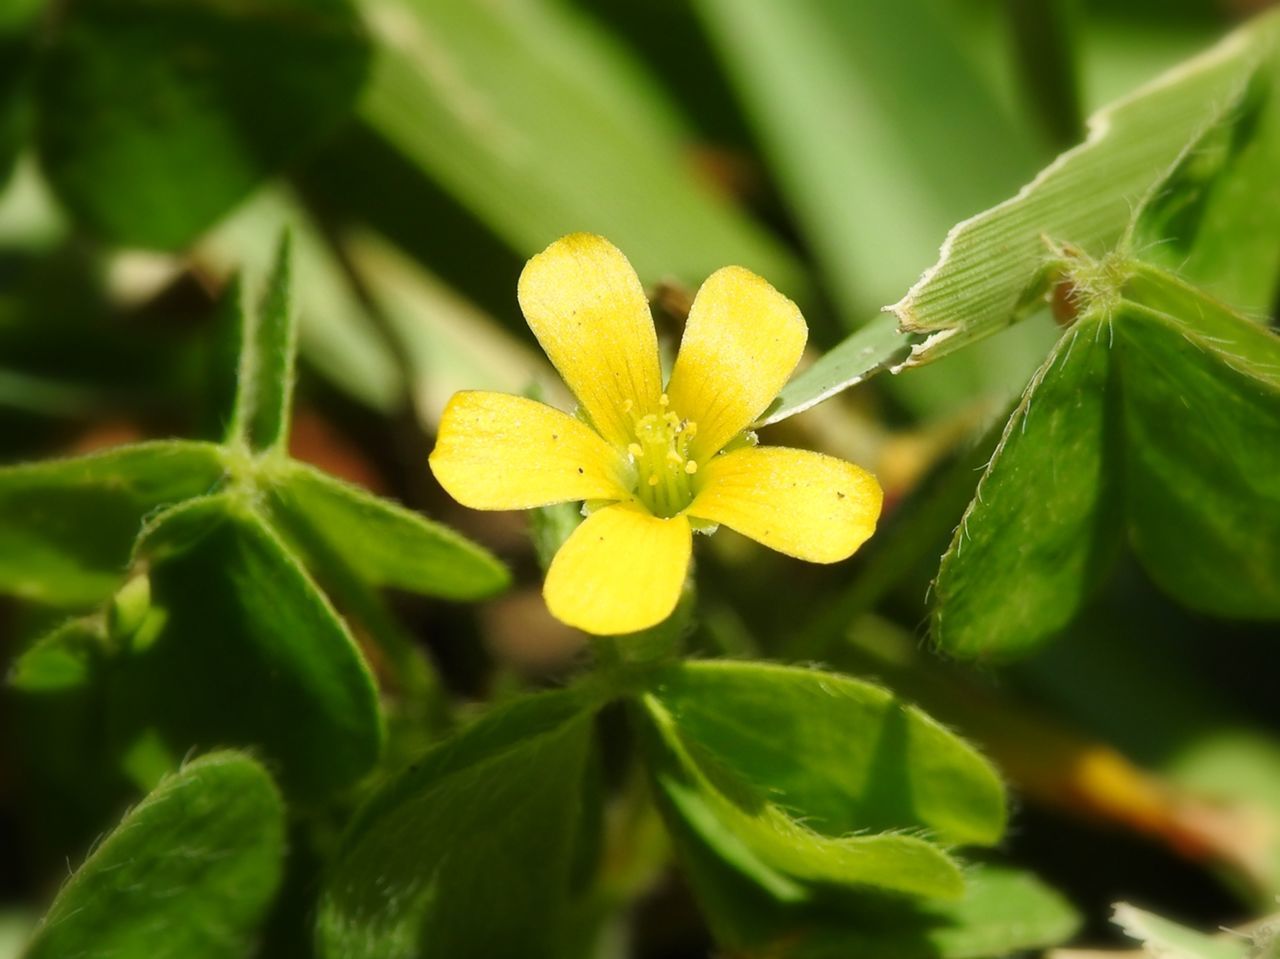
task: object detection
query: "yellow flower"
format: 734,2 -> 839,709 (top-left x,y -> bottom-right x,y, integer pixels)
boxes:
429,234 -> 883,635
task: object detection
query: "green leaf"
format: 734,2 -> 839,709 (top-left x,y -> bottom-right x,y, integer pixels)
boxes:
0,440 -> 226,606
264,459 -> 508,600
35,0 -> 369,248
693,0 -> 1060,419
1132,54 -> 1280,316
197,189 -> 404,414
317,688 -> 598,959
655,779 -> 1076,959
692,0 -> 1040,324
1117,299 -> 1280,619
638,689 -> 966,902
755,313 -> 918,427
24,751 -> 286,959
7,615 -> 101,692
228,231 -> 297,453
650,661 -> 1006,847
796,866 -> 1082,959
1113,903 -> 1249,959
356,0 -> 806,298
120,494 -> 383,797
933,315 -> 1123,658
890,10 -> 1277,361
934,259 -> 1280,658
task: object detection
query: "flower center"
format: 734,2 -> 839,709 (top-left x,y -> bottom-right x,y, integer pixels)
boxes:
626,394 -> 698,518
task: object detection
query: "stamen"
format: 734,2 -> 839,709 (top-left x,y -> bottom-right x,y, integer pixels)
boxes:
622,398 -> 700,517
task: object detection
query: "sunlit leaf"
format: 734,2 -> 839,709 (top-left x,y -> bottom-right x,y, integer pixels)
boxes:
650,661 -> 1006,846
265,459 -> 509,600
693,0 -> 1039,322
651,765 -> 1074,958
890,10 -> 1277,362
356,0 -> 807,298
638,689 -> 966,902
756,313 -> 917,427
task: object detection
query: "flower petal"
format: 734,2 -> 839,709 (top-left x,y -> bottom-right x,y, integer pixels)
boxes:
518,234 -> 663,447
666,266 -> 806,461
688,447 -> 882,563
544,502 -> 691,635
430,391 -> 630,510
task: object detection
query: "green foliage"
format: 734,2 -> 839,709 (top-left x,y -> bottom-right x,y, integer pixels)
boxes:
317,688 -> 598,959
1133,55 -> 1280,315
228,232 -> 298,453
659,814 -> 1077,959
2,235 -> 506,798
758,313 -> 917,426
932,316 -> 1121,658
648,661 -> 1005,846
357,0 -> 806,298
889,9 -> 1278,362
8,615 -> 102,692
935,260 -> 1280,657
266,460 -> 508,600
36,0 -> 369,248
637,661 -> 997,904
24,751 -> 286,959
118,494 -> 384,797
0,441 -> 226,606
4,1 -> 1280,956
693,0 -> 1039,323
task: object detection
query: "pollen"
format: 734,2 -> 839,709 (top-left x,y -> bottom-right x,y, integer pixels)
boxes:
626,401 -> 699,517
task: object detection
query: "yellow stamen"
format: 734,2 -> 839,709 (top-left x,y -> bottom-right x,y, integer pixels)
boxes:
624,399 -> 700,517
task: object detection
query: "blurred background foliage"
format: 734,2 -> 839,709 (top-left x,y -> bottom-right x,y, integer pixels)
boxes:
1,0 -> 1279,956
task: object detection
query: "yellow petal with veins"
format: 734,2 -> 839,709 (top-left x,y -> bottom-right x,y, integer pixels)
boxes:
430,391 -> 630,510
688,447 -> 882,563
544,502 -> 691,634
666,266 -> 806,461
518,234 -> 663,448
